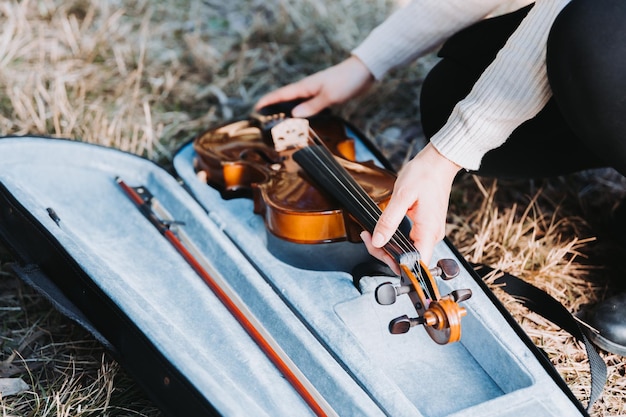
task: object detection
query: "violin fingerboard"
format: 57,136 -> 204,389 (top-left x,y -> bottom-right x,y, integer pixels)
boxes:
293,145 -> 380,232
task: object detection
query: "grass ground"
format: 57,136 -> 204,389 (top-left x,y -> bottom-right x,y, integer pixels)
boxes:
0,0 -> 624,415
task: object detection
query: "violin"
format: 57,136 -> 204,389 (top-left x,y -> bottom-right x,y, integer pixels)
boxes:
193,108 -> 395,244
193,107 -> 471,344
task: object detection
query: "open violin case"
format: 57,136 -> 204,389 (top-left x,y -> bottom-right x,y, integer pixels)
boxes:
0,104 -> 590,417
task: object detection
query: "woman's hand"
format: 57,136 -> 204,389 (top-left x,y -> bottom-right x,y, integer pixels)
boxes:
255,55 -> 375,117
362,143 -> 461,271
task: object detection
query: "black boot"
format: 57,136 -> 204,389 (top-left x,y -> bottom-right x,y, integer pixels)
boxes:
585,292 -> 626,356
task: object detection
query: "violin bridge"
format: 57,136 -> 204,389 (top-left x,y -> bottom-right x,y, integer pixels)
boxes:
270,118 -> 310,152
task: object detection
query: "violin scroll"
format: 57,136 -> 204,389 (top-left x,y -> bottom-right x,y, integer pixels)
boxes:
376,257 -> 472,344
375,258 -> 461,304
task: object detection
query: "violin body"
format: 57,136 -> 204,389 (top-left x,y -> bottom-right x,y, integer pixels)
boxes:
193,114 -> 396,244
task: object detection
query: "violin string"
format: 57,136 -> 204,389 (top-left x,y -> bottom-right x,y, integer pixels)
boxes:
303,132 -> 432,299
304,142 -> 415,257
307,129 -> 409,245
307,129 -> 418,255
307,130 -> 385,218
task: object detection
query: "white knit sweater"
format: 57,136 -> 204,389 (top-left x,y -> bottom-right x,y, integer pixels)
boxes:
352,0 -> 571,170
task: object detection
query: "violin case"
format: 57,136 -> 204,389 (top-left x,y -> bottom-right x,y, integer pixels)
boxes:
0,109 -> 589,417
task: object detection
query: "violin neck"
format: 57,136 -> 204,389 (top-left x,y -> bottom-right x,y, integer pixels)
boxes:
293,144 -> 411,262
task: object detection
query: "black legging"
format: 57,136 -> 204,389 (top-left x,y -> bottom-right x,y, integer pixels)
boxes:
420,0 -> 626,179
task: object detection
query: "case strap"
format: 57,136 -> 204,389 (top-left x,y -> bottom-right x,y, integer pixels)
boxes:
472,263 -> 606,411
8,263 -> 115,353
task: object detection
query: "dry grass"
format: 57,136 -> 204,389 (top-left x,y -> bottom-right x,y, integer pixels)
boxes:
449,172 -> 626,416
0,0 -> 624,416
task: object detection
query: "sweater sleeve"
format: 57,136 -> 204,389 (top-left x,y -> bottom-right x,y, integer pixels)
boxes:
352,0 -> 509,80
430,0 -> 571,170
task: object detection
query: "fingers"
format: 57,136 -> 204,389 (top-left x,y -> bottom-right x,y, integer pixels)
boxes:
366,144 -> 461,268
255,81 -> 321,117
369,191 -> 437,267
255,56 -> 375,119
360,231 -> 400,275
289,95 -> 329,118
255,83 -> 328,119
370,190 -> 413,249
408,220 -> 440,266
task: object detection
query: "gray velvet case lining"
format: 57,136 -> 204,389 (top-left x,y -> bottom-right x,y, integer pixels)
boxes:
0,136 -> 584,417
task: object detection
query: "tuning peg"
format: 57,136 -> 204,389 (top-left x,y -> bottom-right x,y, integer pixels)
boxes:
388,315 -> 424,334
429,259 -> 460,280
443,289 -> 473,303
375,282 -> 412,305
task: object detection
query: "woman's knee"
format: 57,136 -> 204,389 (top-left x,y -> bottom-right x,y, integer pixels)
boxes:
420,60 -> 466,138
547,0 -> 626,111
547,0 -> 626,174
421,5 -> 532,139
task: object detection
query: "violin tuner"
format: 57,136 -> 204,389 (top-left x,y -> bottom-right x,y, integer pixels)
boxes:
375,282 -> 412,305
375,283 -> 397,305
430,259 -> 460,280
388,315 -> 423,334
444,289 -> 473,303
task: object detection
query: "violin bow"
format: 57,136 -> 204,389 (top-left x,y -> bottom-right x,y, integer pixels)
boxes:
116,177 -> 337,417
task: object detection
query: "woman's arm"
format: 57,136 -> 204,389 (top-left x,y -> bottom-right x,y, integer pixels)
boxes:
352,0 -> 510,80
370,0 -> 573,268
430,0 -> 571,170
